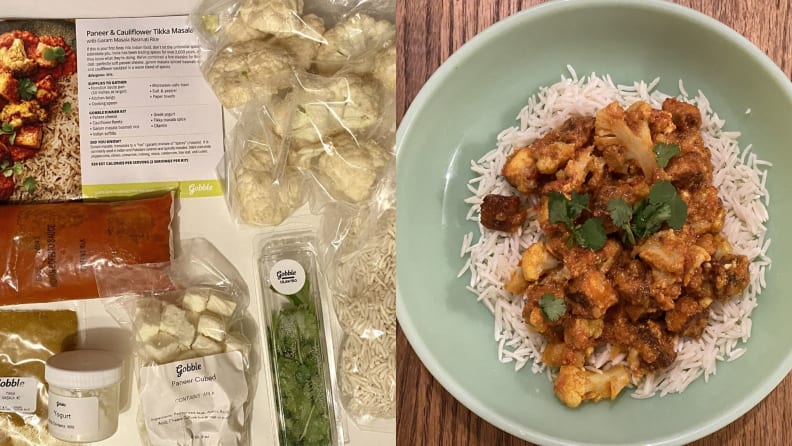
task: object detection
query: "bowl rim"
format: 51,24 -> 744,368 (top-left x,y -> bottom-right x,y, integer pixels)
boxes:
396,0 -> 792,444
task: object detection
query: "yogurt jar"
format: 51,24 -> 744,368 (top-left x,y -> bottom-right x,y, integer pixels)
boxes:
45,350 -> 124,443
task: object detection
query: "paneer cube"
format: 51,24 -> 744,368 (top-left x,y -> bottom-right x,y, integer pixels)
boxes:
159,304 -> 196,347
192,335 -> 224,355
197,313 -> 226,342
182,288 -> 209,313
206,293 -> 237,317
144,333 -> 183,364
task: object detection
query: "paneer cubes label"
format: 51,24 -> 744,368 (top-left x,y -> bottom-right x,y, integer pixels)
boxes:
138,351 -> 247,444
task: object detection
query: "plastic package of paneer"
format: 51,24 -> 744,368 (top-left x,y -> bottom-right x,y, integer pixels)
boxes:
190,0 -> 396,226
98,238 -> 259,446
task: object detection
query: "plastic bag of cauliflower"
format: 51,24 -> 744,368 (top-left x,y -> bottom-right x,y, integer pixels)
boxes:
191,0 -> 395,226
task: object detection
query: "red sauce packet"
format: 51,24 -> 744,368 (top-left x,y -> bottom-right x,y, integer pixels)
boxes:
0,193 -> 174,305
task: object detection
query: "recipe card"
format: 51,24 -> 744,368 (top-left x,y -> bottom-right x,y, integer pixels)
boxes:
75,16 -> 223,198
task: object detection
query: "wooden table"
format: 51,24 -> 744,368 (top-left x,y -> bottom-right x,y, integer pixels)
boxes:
396,1 -> 792,444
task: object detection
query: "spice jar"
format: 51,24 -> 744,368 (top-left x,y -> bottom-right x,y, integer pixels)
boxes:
45,350 -> 123,443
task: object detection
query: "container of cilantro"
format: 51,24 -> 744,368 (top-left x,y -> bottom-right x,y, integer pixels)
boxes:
258,232 -> 344,446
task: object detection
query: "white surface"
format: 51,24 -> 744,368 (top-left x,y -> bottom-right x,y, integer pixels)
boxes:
2,0 -> 397,443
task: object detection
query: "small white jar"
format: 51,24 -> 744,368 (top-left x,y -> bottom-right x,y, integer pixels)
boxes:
45,350 -> 123,443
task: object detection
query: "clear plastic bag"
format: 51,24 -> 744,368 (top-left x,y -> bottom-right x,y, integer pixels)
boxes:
0,308 -> 80,446
191,0 -> 395,227
317,173 -> 395,431
98,238 -> 259,446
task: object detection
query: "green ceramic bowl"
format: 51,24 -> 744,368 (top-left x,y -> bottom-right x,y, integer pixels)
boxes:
396,0 -> 792,444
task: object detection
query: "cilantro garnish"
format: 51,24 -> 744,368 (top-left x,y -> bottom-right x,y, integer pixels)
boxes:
1,160 -> 22,177
539,293 -> 566,321
42,46 -> 66,64
607,198 -> 636,245
606,181 -> 688,244
653,142 -> 680,168
17,78 -> 37,101
22,176 -> 37,193
0,122 -> 16,145
62,102 -> 72,114
547,191 -> 607,250
270,277 -> 332,445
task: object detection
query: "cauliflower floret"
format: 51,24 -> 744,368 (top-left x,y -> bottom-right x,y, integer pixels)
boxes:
520,242 -> 560,282
205,39 -> 295,108
553,365 -> 630,408
238,0 -> 305,36
315,134 -> 388,202
594,101 -> 656,180
272,14 -> 326,70
274,75 -> 381,142
545,146 -> 605,194
0,69 -> 19,103
0,39 -> 36,75
314,14 -> 395,75
635,229 -> 687,275
501,147 -> 539,193
233,145 -> 306,225
224,15 -> 268,43
372,44 -> 396,92
33,42 -> 61,68
535,141 -> 574,174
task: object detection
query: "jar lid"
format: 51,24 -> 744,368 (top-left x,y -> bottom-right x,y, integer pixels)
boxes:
45,350 -> 123,390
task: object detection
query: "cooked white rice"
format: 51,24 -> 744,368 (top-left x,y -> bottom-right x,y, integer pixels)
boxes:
460,66 -> 771,399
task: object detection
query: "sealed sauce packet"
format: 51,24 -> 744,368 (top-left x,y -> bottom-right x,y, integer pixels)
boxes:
0,193 -> 174,305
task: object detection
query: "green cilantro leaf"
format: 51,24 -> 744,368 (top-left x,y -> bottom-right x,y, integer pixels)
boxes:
607,198 -> 636,245
11,162 -> 22,176
22,176 -> 37,193
605,181 -> 687,244
667,195 -> 688,230
567,191 -> 589,220
62,102 -> 72,114
653,142 -> 680,168
539,293 -> 566,321
547,192 -> 571,224
42,46 -> 66,64
575,218 -> 607,250
0,122 -> 16,145
548,191 -> 589,224
17,78 -> 37,101
648,180 -> 677,204
548,192 -> 607,250
607,198 -> 632,228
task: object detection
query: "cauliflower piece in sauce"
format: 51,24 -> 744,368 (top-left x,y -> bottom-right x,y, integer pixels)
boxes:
314,14 -> 395,75
273,75 -> 381,143
233,144 -> 306,225
315,134 -> 389,202
238,0 -> 305,37
205,39 -> 294,108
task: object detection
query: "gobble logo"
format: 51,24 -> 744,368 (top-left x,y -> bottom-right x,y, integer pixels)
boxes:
175,362 -> 202,378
